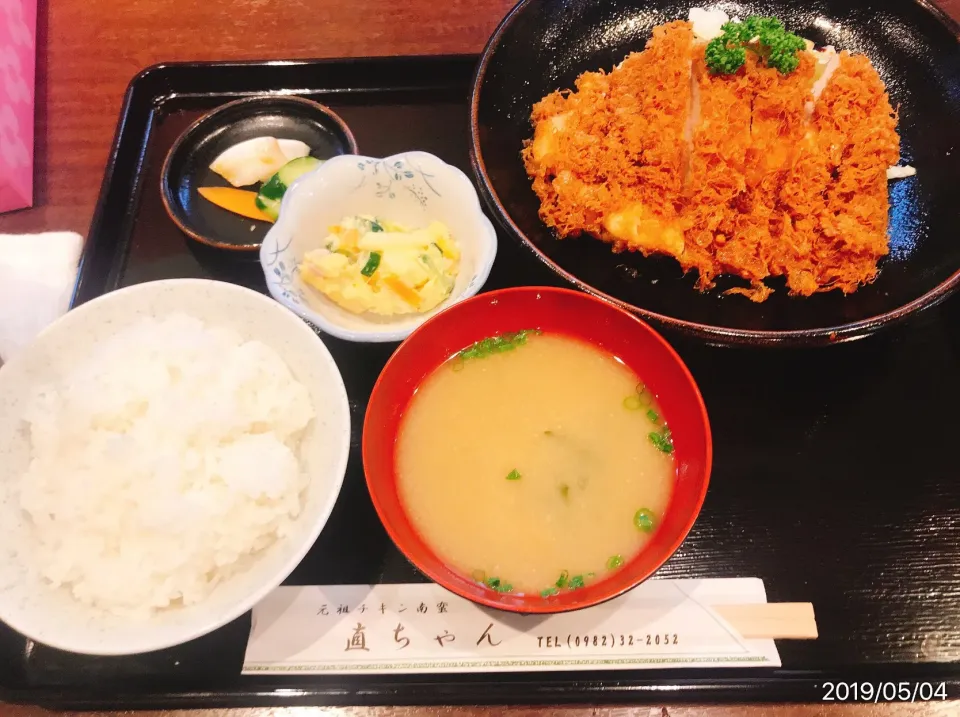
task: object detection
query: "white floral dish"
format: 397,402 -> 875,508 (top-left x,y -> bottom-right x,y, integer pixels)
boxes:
259,152 -> 498,342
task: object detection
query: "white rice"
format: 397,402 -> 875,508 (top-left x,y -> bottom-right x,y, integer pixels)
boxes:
17,314 -> 315,615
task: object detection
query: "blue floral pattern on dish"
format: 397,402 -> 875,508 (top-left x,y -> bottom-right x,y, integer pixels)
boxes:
354,156 -> 441,207
262,235 -> 307,306
259,151 -> 498,343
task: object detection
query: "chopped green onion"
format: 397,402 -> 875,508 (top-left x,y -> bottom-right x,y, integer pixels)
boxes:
559,483 -> 570,499
649,430 -> 674,454
638,384 -> 653,406
506,469 -> 522,481
568,575 -> 586,590
625,383 -> 655,410
541,587 -> 559,598
360,251 -> 381,277
634,508 -> 656,533
455,329 -> 542,363
370,219 -> 384,232
606,555 -> 624,570
556,570 -> 569,589
646,409 -> 660,423
484,576 -> 513,593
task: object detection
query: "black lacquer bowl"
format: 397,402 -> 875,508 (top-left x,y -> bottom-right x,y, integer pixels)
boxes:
470,0 -> 960,346
162,96 -> 358,251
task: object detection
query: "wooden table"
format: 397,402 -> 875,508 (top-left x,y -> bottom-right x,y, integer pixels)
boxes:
3,705 -> 960,716
2,0 -> 959,713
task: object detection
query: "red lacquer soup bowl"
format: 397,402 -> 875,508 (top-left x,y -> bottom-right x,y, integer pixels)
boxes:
362,287 -> 712,613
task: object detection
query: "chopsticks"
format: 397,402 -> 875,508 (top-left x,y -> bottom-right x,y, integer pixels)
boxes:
714,602 -> 818,640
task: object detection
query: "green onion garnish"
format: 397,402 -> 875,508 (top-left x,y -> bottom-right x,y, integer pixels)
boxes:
623,395 -> 643,410
646,409 -> 660,423
485,576 -> 513,593
607,555 -> 624,570
634,508 -> 656,533
455,329 -> 541,363
556,570 -> 569,589
360,251 -> 381,277
506,469 -> 522,481
370,219 -> 384,232
541,587 -> 559,598
624,382 -> 655,410
649,429 -> 674,454
568,575 -> 586,590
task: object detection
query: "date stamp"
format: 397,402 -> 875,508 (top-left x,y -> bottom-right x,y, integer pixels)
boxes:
822,681 -> 948,702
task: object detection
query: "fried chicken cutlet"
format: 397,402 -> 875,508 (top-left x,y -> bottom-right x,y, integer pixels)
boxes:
522,11 -> 903,302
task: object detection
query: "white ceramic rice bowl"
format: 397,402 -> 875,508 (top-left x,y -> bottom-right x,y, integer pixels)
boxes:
0,279 -> 351,655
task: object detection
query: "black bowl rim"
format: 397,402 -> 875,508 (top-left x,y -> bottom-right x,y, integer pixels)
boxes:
468,0 -> 960,347
160,95 -> 359,252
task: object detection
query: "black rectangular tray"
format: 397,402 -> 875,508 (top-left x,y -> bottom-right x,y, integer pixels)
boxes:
3,55 -> 960,710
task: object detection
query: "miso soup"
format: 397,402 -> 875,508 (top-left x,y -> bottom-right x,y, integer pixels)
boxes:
396,331 -> 675,596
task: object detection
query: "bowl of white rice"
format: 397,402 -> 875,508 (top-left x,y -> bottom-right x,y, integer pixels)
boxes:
0,279 -> 351,655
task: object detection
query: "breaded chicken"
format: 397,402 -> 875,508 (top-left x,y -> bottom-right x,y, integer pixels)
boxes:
523,21 -> 694,256
522,20 -> 902,302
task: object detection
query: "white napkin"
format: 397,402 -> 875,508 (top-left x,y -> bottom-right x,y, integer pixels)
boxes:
0,232 -> 83,363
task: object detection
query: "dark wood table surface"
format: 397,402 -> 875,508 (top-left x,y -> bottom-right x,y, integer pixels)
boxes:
3,705 -> 960,716
1,0 -> 959,713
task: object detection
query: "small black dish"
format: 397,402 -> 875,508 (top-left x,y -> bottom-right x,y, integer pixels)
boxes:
161,96 -> 358,251
470,0 -> 960,346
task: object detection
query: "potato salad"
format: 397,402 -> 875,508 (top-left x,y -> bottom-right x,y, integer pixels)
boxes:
300,215 -> 460,315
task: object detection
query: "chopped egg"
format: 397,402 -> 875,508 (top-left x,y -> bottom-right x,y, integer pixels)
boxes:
300,215 -> 460,316
209,137 -> 310,187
